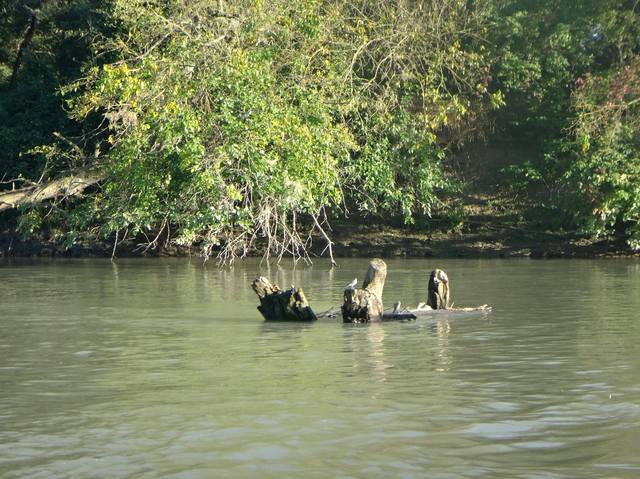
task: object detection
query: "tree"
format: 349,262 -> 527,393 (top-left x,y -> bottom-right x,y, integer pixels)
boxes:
568,55 -> 640,247
490,0 -> 640,246
15,0 -> 494,261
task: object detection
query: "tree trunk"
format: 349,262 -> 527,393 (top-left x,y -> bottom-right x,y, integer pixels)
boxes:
342,258 -> 387,323
251,276 -> 317,321
362,258 -> 386,299
9,7 -> 39,89
0,169 -> 105,212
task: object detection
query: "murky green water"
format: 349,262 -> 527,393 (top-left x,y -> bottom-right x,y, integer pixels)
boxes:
1,258 -> 639,478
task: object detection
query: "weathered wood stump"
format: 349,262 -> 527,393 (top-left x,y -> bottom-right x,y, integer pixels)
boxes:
251,276 -> 317,321
342,258 -> 387,323
427,268 -> 450,310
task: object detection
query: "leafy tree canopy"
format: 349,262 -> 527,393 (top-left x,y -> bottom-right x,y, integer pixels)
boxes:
21,0 -> 494,260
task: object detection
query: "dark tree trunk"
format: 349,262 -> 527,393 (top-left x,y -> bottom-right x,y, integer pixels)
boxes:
9,8 -> 39,89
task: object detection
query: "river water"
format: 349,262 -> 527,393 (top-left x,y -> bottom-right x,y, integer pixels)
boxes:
1,258 -> 639,478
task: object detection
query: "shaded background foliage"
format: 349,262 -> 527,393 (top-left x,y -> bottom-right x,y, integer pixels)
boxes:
491,0 -> 640,244
0,0 -> 113,179
1,0 -> 639,258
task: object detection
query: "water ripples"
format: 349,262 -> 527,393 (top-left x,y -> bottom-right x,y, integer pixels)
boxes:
1,258 -> 640,477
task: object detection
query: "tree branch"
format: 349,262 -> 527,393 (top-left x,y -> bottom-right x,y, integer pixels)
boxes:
0,168 -> 105,212
312,212 -> 337,267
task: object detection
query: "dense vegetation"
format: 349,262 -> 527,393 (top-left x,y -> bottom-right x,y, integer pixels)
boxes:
1,0 -> 638,260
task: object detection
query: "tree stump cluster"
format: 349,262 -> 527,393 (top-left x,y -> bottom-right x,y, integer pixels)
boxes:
251,276 -> 317,321
250,261 -> 490,322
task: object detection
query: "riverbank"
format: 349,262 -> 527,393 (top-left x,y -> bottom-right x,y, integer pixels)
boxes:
1,222 -> 636,260
326,223 -> 636,259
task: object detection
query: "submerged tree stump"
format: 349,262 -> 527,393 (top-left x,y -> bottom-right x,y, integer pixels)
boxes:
249,265 -> 488,323
427,268 -> 450,310
342,258 -> 387,323
251,276 -> 317,321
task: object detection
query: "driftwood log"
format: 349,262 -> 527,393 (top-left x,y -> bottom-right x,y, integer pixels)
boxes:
342,258 -> 387,323
251,276 -> 317,321
382,303 -> 491,320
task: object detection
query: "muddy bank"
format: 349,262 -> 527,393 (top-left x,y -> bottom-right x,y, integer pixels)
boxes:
1,224 -> 637,260
325,224 -> 637,259
0,232 -> 193,258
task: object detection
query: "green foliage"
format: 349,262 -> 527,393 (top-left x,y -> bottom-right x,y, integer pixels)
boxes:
2,0 -> 640,256
346,112 -> 452,222
61,2 -> 353,258
566,56 -> 640,246
39,0 -> 495,259
491,0 -> 640,248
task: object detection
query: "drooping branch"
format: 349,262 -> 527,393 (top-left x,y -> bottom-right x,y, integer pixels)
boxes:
0,169 -> 105,212
312,212 -> 337,266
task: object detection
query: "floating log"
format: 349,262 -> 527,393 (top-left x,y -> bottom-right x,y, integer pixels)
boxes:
251,276 -> 317,321
380,303 -> 491,321
342,258 -> 387,323
381,312 -> 417,320
386,304 -> 491,319
379,301 -> 416,320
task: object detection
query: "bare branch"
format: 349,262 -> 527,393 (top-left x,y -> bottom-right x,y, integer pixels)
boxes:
312,211 -> 337,267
